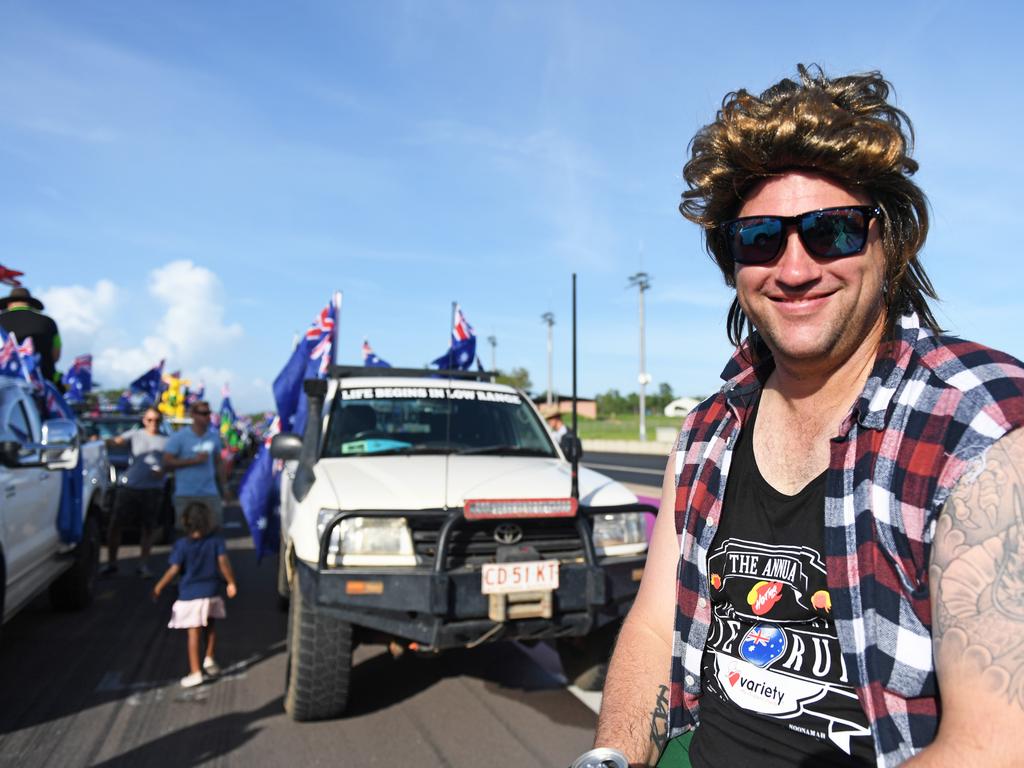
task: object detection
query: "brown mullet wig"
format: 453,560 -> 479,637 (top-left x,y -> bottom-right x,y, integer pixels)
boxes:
680,64 -> 941,349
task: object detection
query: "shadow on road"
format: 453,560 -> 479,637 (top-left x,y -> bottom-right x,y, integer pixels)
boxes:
344,640 -> 593,729
90,697 -> 284,768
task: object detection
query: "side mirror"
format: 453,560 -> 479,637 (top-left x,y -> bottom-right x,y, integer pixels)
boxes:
270,433 -> 303,461
42,418 -> 80,470
561,434 -> 583,462
0,440 -> 22,467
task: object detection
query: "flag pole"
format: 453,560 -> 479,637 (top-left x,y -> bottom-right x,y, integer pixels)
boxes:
332,290 -> 343,366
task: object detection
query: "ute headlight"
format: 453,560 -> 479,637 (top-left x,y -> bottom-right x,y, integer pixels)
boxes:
317,510 -> 417,567
591,512 -> 648,557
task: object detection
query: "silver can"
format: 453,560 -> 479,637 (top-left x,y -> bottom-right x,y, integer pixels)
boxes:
570,747 -> 629,768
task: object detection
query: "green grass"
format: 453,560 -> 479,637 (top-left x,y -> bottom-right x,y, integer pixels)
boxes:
575,413 -> 682,440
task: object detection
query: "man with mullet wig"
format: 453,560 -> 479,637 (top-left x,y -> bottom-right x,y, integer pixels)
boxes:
580,65 -> 1024,768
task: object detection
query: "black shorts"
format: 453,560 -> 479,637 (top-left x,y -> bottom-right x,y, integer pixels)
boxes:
112,487 -> 163,530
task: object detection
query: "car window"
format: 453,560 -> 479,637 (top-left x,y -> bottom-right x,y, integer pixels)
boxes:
322,387 -> 556,458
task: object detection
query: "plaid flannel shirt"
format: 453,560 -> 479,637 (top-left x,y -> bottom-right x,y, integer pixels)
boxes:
667,313 -> 1024,767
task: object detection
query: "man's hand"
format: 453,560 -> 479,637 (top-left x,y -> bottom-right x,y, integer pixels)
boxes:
193,451 -> 209,464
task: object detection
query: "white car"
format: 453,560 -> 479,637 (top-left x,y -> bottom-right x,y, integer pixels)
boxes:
272,368 -> 654,721
0,378 -> 102,626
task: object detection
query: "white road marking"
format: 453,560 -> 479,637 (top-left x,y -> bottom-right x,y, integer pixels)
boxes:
567,685 -> 603,715
512,641 -> 604,715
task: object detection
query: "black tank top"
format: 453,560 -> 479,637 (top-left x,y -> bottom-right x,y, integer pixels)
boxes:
688,398 -> 875,767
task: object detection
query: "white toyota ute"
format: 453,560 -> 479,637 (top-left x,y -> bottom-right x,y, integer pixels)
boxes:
272,366 -> 655,721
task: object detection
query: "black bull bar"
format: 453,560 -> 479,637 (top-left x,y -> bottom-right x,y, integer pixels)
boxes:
308,502 -> 658,649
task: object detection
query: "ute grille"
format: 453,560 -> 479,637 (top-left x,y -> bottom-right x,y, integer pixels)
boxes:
407,516 -> 585,568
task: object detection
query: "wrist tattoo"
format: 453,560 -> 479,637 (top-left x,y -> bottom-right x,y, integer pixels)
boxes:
648,684 -> 670,753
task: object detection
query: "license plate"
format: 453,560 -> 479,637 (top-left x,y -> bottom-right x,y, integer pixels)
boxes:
481,560 -> 559,595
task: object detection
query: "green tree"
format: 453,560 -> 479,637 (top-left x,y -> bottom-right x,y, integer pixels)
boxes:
496,367 -> 532,392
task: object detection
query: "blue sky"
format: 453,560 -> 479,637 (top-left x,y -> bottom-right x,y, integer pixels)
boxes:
2,1 -> 1021,412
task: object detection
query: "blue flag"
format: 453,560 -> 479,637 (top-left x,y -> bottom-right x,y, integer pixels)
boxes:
130,360 -> 165,403
272,294 -> 338,435
239,416 -> 282,562
431,304 -> 477,371
362,339 -> 391,368
63,354 -> 93,404
117,390 -> 133,413
0,332 -> 25,380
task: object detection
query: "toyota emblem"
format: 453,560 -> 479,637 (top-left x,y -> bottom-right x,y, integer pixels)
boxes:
493,523 -> 524,545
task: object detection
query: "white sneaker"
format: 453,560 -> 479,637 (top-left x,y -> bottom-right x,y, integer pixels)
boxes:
180,671 -> 204,688
202,657 -> 221,676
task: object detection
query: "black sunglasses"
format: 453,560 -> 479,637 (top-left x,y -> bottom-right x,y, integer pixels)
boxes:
193,409 -> 211,416
720,205 -> 882,265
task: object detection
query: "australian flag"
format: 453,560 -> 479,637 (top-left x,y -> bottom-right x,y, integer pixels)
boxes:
0,332 -> 39,386
129,360 -> 165,404
0,333 -> 24,380
239,415 -> 282,561
63,354 -> 93,404
272,293 -> 339,436
740,624 -> 788,668
431,304 -> 477,371
362,339 -> 391,368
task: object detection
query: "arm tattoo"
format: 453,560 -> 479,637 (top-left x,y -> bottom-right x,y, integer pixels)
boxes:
932,431 -> 1024,707
648,684 -> 670,754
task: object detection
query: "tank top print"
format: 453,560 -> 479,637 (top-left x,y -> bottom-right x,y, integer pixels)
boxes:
688,397 -> 875,767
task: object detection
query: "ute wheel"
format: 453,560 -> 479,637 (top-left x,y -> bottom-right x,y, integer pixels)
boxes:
556,620 -> 620,692
50,515 -> 100,611
284,565 -> 353,721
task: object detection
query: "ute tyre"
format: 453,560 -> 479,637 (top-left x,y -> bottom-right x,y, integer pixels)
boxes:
50,515 -> 100,611
284,566 -> 352,721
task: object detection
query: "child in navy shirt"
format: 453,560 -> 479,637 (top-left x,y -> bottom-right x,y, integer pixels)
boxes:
153,501 -> 238,687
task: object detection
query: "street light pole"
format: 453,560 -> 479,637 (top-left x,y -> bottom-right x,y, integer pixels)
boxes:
628,272 -> 652,441
541,312 -> 555,406
487,335 -> 497,372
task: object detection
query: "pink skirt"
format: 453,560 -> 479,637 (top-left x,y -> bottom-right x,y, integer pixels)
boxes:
168,597 -> 226,629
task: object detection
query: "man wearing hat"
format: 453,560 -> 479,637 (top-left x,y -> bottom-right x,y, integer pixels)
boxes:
0,286 -> 61,384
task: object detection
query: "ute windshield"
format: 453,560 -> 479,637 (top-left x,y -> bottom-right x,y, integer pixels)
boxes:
323,385 -> 557,458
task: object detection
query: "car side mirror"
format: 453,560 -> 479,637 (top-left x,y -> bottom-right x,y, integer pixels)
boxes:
41,418 -> 80,469
270,433 -> 303,461
0,440 -> 21,467
560,434 -> 583,462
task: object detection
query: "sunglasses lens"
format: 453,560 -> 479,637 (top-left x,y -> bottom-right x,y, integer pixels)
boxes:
728,217 -> 783,264
800,208 -> 868,257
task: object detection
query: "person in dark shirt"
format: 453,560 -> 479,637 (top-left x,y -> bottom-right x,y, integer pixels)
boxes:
0,286 -> 61,384
152,502 -> 238,688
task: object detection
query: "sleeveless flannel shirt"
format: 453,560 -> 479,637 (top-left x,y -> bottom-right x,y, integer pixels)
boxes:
667,312 -> 1024,767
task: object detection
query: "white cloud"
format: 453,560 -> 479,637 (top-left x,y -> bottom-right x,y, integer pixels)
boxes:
38,279 -> 118,340
41,260 -> 252,404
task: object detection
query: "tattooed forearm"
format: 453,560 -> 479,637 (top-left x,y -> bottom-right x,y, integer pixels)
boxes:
648,684 -> 670,754
932,429 -> 1024,707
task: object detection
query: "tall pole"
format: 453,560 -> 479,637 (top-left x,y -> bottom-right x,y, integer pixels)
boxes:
541,311 -> 555,406
571,274 -> 579,500
628,272 -> 652,441
487,335 -> 497,372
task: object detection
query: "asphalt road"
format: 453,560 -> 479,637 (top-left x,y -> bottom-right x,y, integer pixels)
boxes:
582,451 -> 667,496
0,502 -> 600,768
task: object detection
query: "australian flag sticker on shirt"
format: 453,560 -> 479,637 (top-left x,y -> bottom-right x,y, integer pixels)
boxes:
740,624 -> 787,668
